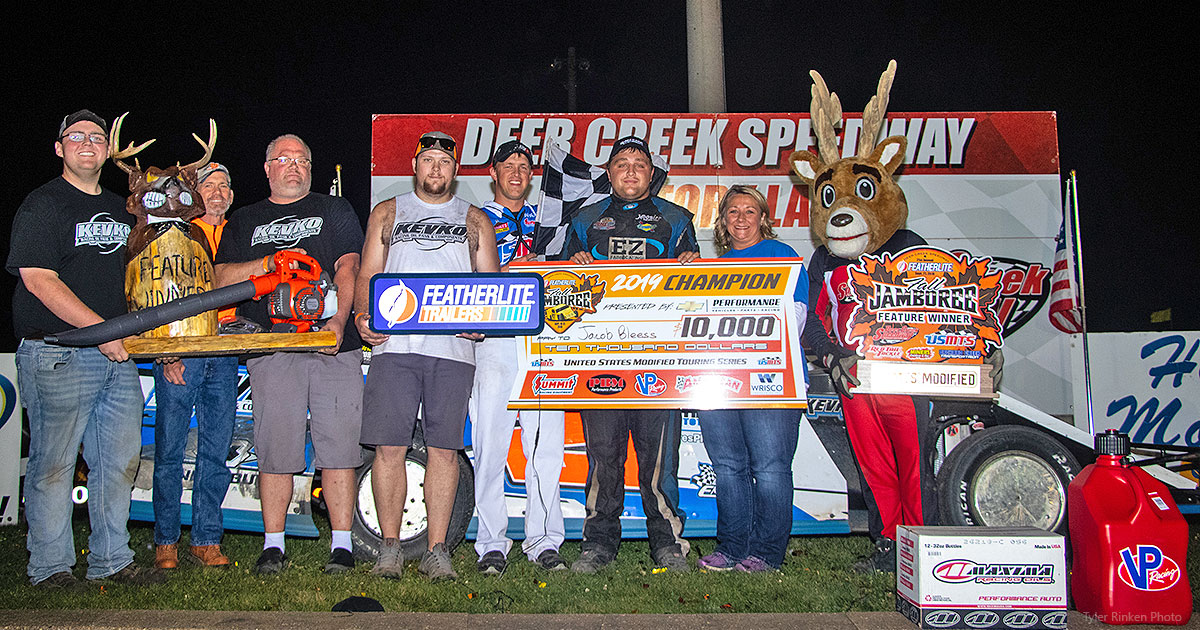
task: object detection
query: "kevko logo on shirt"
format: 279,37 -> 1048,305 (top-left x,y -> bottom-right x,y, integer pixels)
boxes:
251,215 -> 324,247
74,213 -> 131,254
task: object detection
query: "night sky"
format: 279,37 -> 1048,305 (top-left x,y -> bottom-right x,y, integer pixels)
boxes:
4,2 -> 1194,349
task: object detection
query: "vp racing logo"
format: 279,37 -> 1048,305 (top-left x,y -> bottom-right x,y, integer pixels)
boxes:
74,213 -> 131,254
1118,544 -> 1182,591
391,217 -> 468,251
251,215 -> 323,247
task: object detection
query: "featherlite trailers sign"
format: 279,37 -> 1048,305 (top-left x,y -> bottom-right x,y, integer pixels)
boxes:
371,112 -> 1070,415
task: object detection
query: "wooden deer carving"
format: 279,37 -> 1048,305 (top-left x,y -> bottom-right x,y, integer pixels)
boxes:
110,113 -> 220,338
790,60 -> 908,260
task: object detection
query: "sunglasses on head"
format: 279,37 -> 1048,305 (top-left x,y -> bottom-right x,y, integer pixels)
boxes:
416,135 -> 457,157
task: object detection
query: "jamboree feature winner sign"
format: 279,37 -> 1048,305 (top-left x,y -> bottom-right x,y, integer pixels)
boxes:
509,259 -> 806,410
846,246 -> 1004,397
369,273 -> 544,335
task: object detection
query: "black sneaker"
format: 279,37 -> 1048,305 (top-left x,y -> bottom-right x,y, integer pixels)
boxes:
651,545 -> 691,573
535,548 -> 568,571
477,550 -> 507,576
34,571 -> 81,590
255,547 -> 288,575
97,563 -> 168,585
571,548 -> 615,573
851,537 -> 896,574
324,547 -> 355,574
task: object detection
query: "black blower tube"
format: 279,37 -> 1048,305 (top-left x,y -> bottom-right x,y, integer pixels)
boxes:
44,281 -> 258,347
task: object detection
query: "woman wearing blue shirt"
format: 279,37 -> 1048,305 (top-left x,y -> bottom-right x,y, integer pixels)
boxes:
698,185 -> 808,572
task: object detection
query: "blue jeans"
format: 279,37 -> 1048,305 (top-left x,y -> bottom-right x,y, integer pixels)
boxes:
698,408 -> 800,567
151,356 -> 238,546
16,340 -> 143,582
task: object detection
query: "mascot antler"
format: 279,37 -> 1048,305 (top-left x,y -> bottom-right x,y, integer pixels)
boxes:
808,69 -> 843,164
109,112 -> 156,176
859,59 -> 896,159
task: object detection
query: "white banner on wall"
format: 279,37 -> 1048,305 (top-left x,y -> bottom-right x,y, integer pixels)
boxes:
0,354 -> 21,526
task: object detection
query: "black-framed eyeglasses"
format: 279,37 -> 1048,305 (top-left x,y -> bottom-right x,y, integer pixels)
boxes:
60,132 -> 108,145
269,156 -> 312,168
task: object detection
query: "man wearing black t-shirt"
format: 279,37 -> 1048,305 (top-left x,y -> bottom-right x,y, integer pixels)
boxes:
214,134 -> 364,575
7,110 -> 163,587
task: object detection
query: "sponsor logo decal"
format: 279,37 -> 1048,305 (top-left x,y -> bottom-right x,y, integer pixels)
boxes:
923,610 -> 960,628
677,300 -> 705,312
963,610 -> 1000,628
636,222 -> 655,232
874,325 -> 919,344
542,270 -> 606,334
933,559 -> 1055,584
758,356 -> 782,366
690,462 -> 717,497
530,358 -> 554,367
532,373 -> 578,395
1041,611 -> 1068,629
1002,611 -> 1039,629
924,332 -> 977,347
391,217 -> 468,250
586,374 -> 626,395
252,215 -> 323,247
1118,544 -> 1182,591
991,257 -> 1050,337
634,372 -> 667,396
377,280 -> 419,325
905,346 -> 935,361
675,374 -> 743,394
868,346 -> 903,359
74,213 -> 131,253
749,372 -> 784,395
805,396 -> 842,416
592,216 -> 616,231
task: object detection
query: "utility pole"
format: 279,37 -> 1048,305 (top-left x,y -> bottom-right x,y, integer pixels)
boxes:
551,47 -> 590,112
687,0 -> 726,112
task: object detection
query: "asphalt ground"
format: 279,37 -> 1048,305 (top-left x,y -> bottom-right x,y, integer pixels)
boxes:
0,610 -> 1192,629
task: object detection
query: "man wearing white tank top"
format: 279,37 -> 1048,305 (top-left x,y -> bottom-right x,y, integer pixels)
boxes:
355,131 -> 499,581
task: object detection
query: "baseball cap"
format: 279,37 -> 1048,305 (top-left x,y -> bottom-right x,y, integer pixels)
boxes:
491,140 -> 533,166
58,109 -> 107,139
197,162 -> 231,185
607,136 -> 652,165
415,131 -> 457,161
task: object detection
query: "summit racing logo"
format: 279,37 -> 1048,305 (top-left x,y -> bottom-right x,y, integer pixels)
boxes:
933,559 -> 1055,584
74,213 -> 131,253
391,217 -> 468,250
1118,544 -> 1182,591
541,270 -> 606,334
252,215 -> 323,247
531,374 -> 578,396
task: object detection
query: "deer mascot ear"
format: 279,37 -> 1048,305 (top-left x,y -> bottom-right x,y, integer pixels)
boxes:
870,136 -> 907,177
790,150 -> 823,186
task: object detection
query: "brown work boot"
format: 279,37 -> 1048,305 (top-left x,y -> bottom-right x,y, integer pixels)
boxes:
188,544 -> 231,567
155,544 -> 178,570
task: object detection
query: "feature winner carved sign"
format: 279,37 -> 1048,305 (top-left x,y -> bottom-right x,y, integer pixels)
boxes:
509,259 -> 806,410
846,246 -> 1003,397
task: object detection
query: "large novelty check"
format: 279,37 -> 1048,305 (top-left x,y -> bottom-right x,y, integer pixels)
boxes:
508,259 -> 806,410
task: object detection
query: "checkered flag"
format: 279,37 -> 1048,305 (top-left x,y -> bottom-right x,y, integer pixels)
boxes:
533,142 -> 670,258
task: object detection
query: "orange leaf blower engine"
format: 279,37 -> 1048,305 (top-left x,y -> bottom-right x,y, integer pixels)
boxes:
247,250 -> 335,333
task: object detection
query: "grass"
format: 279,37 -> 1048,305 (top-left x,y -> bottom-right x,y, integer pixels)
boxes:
0,510 -> 894,613
2,512 -> 1198,613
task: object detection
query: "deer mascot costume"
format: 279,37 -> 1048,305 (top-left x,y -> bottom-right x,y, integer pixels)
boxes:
791,61 -> 938,573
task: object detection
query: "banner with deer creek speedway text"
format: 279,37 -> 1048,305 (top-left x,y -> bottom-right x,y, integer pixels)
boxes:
506,259 -> 805,410
372,112 -> 1073,416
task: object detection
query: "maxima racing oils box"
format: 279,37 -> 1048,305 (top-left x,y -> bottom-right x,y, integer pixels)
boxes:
896,526 -> 1068,630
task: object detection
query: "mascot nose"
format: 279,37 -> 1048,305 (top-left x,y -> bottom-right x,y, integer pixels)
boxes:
831,213 -> 854,227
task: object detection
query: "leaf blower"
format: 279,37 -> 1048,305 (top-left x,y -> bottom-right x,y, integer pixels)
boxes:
45,250 -> 335,346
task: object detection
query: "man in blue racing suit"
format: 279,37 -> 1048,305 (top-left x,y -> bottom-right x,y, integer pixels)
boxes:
562,136 -> 699,573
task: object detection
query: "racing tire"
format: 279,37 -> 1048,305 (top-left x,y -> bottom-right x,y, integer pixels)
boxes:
935,424 -> 1081,535
350,446 -> 475,563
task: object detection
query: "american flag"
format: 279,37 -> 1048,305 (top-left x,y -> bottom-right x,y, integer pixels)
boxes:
1048,196 -> 1083,334
533,142 -> 669,258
